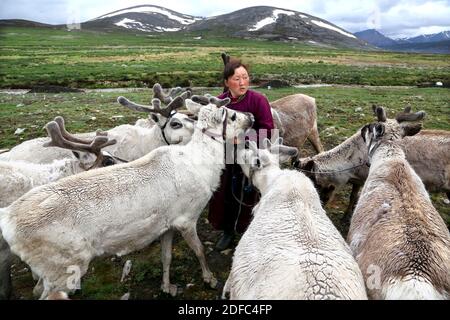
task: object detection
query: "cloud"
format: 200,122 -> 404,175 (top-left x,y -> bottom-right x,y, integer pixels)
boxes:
0,0 -> 449,38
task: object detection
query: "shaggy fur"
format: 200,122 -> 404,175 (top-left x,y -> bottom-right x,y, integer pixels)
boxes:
348,118 -> 450,300
223,143 -> 367,300
0,99 -> 253,299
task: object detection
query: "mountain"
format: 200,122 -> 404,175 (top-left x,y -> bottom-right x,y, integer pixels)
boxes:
0,19 -> 54,28
82,5 -> 204,33
184,6 -> 369,48
354,29 -> 450,53
397,31 -> 450,44
353,29 -> 397,47
383,40 -> 450,54
82,5 -> 370,49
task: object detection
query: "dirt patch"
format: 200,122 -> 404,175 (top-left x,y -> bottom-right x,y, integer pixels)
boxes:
28,85 -> 84,93
257,79 -> 292,88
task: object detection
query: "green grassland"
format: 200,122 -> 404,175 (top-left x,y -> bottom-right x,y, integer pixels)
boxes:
1,26 -> 449,88
0,26 -> 449,300
2,86 -> 449,300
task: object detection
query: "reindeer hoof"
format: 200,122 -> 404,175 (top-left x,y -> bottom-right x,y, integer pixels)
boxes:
161,283 -> 178,297
207,276 -> 218,289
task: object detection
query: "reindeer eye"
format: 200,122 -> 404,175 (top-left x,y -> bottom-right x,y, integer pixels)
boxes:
170,120 -> 182,129
102,156 -> 116,166
231,113 -> 237,121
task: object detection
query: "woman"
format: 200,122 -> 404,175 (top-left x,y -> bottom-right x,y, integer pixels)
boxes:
208,56 -> 274,250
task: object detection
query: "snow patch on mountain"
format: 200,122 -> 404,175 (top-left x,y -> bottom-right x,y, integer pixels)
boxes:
248,9 -> 296,31
114,18 -> 180,32
97,5 -> 201,25
311,20 -> 356,38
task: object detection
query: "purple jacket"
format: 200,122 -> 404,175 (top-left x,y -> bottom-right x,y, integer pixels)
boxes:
218,89 -> 274,141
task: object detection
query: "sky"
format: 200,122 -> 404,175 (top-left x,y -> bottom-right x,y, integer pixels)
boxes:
0,0 -> 449,39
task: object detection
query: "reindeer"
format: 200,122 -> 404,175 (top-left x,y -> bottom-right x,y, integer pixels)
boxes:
347,106 -> 450,299
0,96 -> 253,299
0,84 -> 194,164
0,119 -> 119,300
296,106 -> 450,223
223,138 -> 367,300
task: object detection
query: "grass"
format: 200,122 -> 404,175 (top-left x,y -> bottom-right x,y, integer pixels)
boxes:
3,86 -> 449,299
1,26 -> 449,88
1,26 -> 449,299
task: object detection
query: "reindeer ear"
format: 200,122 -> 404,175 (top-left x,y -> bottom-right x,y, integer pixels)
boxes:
375,107 -> 387,122
276,146 -> 298,164
151,113 -> 160,123
303,159 -> 315,172
185,99 -> 203,115
402,123 -> 422,137
361,124 -> 369,142
373,123 -> 385,139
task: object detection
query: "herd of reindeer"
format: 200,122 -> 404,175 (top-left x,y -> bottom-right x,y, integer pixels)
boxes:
0,82 -> 448,300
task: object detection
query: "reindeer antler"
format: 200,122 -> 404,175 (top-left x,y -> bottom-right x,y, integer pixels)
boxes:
208,96 -> 231,107
117,95 -> 184,118
152,83 -> 173,105
53,116 -> 106,145
262,137 -> 284,150
372,105 -> 387,122
395,108 -> 426,122
152,83 -> 192,105
191,94 -> 213,106
43,121 -> 117,168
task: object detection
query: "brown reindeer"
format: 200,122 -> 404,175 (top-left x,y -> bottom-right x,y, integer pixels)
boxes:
297,106 -> 450,222
348,106 -> 450,299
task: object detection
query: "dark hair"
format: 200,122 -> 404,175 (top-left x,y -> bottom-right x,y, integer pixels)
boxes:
223,59 -> 250,81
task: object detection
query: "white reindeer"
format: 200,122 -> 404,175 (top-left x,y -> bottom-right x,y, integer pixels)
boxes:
0,119 -> 121,208
0,119 -> 119,300
0,96 -> 254,299
223,139 -> 367,300
0,84 -> 194,164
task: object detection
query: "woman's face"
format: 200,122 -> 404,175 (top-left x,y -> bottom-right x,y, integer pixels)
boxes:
225,66 -> 250,98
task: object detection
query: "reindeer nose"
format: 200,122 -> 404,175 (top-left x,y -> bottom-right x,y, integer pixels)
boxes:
244,112 -> 255,127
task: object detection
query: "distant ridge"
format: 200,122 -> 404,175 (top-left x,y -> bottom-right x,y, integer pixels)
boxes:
0,19 -> 54,28
354,29 -> 450,54
2,5 -> 448,53
81,5 -> 371,49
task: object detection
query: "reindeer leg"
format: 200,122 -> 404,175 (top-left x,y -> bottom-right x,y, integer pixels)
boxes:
307,125 -> 324,154
160,230 -> 177,297
179,223 -> 217,289
0,236 -> 12,300
342,183 -> 361,224
222,274 -> 232,300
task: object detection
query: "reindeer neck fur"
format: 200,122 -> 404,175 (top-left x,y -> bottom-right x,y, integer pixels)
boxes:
370,140 -> 406,170
15,159 -> 82,184
252,165 -> 283,195
181,129 -> 226,186
49,159 -> 85,181
313,131 -> 366,172
109,124 -> 167,158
